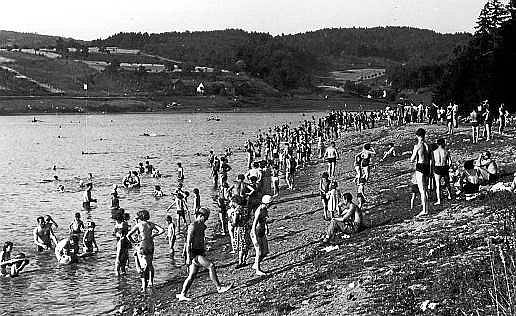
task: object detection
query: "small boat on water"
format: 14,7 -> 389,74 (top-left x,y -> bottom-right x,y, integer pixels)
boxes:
207,114 -> 220,122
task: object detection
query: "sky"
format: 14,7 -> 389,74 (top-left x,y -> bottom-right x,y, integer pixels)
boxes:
1,0 -> 488,40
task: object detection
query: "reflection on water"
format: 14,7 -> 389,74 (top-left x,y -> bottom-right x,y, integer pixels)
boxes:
0,112 -> 316,314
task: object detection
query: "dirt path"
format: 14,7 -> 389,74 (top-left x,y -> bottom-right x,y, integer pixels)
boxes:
117,123 -> 516,315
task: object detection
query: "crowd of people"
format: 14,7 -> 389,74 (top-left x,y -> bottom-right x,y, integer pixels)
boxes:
1,101 -> 514,304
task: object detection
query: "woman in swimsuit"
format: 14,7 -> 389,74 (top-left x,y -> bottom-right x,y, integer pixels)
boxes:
128,210 -> 165,292
359,144 -> 376,182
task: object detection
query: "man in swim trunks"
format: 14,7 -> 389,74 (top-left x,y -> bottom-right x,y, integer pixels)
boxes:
410,128 -> 432,216
433,138 -> 453,205
33,216 -> 58,251
176,208 -> 232,301
128,210 -> 165,292
82,182 -> 97,209
323,142 -> 339,178
322,193 -> 363,243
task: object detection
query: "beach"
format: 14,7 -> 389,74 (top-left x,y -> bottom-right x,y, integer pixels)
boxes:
116,122 -> 516,315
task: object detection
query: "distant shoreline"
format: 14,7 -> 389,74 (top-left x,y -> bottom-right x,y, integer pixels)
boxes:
0,95 -> 388,116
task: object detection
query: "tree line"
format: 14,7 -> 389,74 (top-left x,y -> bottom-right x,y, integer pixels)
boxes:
435,0 -> 516,113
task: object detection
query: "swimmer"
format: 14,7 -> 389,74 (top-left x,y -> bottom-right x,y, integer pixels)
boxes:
33,216 -> 58,251
166,215 -> 176,255
69,212 -> 85,238
128,210 -> 165,292
111,184 -> 120,209
82,221 -> 98,254
1,243 -> 29,277
176,208 -> 232,301
177,162 -> 185,183
82,182 -> 97,209
115,222 -> 131,276
55,235 -> 80,264
153,185 -> 164,197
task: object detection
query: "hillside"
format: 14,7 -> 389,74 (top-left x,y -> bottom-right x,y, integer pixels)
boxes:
0,30 -> 80,48
93,27 -> 471,93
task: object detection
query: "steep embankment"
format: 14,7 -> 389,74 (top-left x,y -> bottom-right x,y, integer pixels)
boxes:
115,123 -> 516,315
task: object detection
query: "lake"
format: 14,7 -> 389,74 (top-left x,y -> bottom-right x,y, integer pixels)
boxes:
0,111 -> 322,315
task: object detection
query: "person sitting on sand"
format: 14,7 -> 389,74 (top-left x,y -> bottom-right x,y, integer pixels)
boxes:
322,193 -> 363,243
128,210 -> 165,292
475,151 -> 498,184
460,160 -> 481,198
34,216 -> 58,252
176,208 -> 232,301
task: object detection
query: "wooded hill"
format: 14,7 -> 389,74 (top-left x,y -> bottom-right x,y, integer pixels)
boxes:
93,27 -> 471,91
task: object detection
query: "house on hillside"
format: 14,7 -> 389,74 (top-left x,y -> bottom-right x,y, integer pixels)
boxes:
194,66 -> 214,73
196,83 -> 205,95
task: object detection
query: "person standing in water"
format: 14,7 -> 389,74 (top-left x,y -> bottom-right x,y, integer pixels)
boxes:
82,182 -> 97,210
69,212 -> 85,239
176,208 -> 232,301
410,128 -> 432,216
128,210 -> 165,292
33,216 -> 58,251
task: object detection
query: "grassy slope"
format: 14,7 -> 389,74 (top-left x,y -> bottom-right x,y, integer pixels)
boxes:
115,123 -> 515,316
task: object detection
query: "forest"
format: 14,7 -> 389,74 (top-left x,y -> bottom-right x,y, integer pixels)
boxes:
92,27 -> 470,92
435,0 -> 516,112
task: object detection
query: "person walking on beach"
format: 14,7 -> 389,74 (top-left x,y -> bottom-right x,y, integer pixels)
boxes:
176,208 -> 232,301
319,172 -> 331,220
323,142 -> 339,178
251,195 -> 272,276
433,138 -> 453,205
128,210 -> 165,292
410,128 -> 432,216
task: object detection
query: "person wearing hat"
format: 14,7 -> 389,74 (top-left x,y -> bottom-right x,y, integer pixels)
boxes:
176,207 -> 232,301
251,195 -> 272,276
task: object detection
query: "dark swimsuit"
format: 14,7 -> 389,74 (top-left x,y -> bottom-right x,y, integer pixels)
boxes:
415,144 -> 431,177
434,165 -> 449,177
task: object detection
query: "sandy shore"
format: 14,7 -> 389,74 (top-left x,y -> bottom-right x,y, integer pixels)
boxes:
115,122 -> 516,315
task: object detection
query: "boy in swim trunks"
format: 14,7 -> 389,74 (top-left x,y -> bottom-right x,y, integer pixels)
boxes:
433,138 -> 453,205
128,210 -> 165,292
82,221 -> 98,254
176,208 -> 232,301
